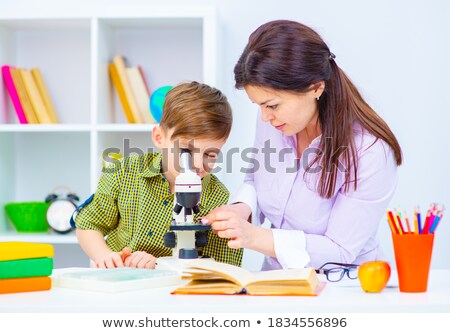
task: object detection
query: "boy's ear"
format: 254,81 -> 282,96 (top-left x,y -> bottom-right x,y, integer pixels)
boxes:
152,126 -> 165,148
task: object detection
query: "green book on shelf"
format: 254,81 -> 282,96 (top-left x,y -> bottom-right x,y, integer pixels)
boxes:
0,257 -> 53,279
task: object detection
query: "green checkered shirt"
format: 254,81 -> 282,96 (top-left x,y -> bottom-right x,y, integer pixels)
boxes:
75,152 -> 242,266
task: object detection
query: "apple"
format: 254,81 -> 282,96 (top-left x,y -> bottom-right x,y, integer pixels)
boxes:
358,260 -> 391,293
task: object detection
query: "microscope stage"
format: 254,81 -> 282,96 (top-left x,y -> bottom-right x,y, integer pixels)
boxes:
169,225 -> 211,231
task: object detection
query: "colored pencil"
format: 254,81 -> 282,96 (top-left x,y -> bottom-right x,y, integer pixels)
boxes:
414,208 -> 419,234
429,215 -> 442,233
395,210 -> 405,234
404,212 -> 411,233
388,204 -> 444,236
422,204 -> 436,234
387,211 -> 397,234
417,207 -> 422,234
387,210 -> 399,234
430,206 -> 445,233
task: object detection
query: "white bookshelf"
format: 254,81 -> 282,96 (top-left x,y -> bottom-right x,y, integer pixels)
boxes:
0,5 -> 218,249
0,231 -> 77,244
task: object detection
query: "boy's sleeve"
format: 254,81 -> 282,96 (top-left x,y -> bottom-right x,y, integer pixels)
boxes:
200,178 -> 243,266
74,163 -> 122,235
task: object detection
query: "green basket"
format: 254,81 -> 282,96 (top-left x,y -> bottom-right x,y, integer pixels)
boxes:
4,202 -> 50,232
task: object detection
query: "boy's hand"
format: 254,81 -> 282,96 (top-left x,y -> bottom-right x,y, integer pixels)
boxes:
124,251 -> 157,269
95,247 -> 131,269
202,210 -> 256,249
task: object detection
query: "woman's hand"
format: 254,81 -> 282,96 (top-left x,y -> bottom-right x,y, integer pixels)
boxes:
203,209 -> 276,257
94,247 -> 131,268
202,210 -> 256,249
206,203 -> 252,222
124,250 -> 157,269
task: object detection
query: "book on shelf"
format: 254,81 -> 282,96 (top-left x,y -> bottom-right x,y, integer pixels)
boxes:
2,65 -> 28,124
18,68 -> 53,124
172,259 -> 325,296
2,65 -> 58,124
111,55 -> 144,123
9,66 -> 39,123
137,65 -> 151,96
126,67 -> 156,124
31,68 -> 59,123
109,63 -> 135,123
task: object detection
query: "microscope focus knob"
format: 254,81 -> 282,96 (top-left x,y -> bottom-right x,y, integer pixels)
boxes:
163,231 -> 176,248
173,203 -> 183,214
192,205 -> 200,215
195,231 -> 208,248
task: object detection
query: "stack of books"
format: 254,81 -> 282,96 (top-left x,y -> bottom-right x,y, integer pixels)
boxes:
1,65 -> 59,124
0,242 -> 54,294
109,55 -> 157,124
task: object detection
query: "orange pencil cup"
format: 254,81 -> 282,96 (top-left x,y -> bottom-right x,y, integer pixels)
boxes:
392,233 -> 434,292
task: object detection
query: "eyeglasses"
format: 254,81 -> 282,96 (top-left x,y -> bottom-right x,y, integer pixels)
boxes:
315,262 -> 359,282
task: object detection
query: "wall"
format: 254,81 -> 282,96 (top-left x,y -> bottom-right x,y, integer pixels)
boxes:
214,0 -> 450,270
2,0 -> 449,269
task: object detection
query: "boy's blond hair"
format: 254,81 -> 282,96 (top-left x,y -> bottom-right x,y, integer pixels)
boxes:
160,81 -> 232,141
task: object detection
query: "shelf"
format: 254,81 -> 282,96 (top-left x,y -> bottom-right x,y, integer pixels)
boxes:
0,124 -> 91,132
0,5 -> 217,269
0,19 -> 91,124
0,18 -> 90,30
96,123 -> 158,132
0,231 -> 78,244
0,124 -> 159,132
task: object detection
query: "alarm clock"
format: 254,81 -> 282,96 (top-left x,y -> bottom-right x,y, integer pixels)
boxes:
45,187 -> 79,234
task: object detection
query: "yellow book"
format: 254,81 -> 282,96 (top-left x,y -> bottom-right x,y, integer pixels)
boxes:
31,68 -> 59,123
126,67 -> 156,124
18,69 -> 52,124
112,56 -> 143,123
9,67 -> 38,124
109,63 -> 135,123
0,242 -> 54,261
172,259 -> 324,296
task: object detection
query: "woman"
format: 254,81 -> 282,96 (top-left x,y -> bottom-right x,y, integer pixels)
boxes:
202,20 -> 402,270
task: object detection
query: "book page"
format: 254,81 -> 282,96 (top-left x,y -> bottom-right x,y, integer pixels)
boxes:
182,269 -> 218,280
250,268 -> 314,283
186,260 -> 255,286
245,269 -> 320,296
173,279 -> 243,295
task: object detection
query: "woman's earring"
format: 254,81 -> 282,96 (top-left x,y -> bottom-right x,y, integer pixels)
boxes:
316,96 -> 320,101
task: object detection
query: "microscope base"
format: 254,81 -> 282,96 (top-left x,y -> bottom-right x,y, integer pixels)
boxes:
156,256 -> 215,274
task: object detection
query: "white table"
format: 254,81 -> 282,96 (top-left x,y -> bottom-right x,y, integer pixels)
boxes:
1,269 -> 449,313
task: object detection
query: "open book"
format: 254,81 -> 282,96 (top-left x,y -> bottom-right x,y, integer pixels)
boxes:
172,260 -> 325,296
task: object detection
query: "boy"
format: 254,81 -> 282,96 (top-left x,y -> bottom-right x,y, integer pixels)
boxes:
74,81 -> 242,268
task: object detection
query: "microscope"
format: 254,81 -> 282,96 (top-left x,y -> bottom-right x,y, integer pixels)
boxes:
156,149 -> 212,272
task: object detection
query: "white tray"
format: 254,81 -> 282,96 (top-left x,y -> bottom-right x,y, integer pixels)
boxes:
52,267 -> 181,293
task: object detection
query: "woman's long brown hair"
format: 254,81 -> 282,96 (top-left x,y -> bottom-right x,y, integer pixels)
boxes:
234,20 -> 402,199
